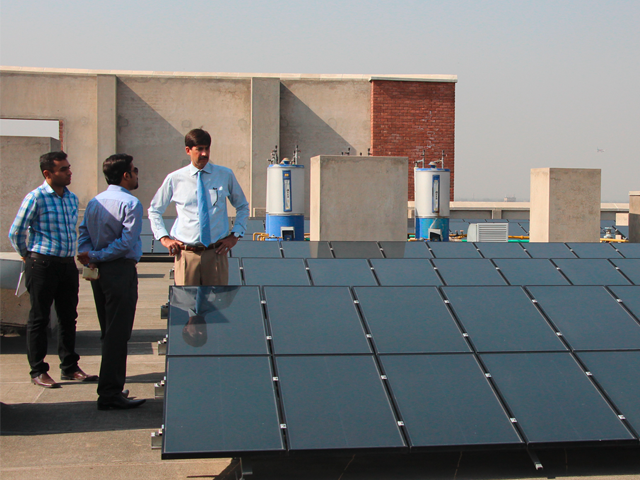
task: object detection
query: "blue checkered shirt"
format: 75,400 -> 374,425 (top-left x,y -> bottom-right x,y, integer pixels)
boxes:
8,181 -> 79,258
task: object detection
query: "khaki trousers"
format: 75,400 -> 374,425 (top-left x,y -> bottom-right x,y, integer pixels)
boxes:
174,249 -> 229,286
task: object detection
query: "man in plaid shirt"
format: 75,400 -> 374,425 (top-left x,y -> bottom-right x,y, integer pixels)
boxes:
9,151 -> 97,388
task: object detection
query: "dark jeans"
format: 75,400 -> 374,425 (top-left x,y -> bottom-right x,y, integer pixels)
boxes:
91,258 -> 138,399
25,254 -> 80,378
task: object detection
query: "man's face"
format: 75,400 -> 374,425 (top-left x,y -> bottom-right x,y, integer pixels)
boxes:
127,161 -> 139,190
44,159 -> 72,188
186,145 -> 210,170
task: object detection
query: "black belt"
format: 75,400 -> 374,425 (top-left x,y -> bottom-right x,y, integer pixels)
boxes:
28,252 -> 75,263
179,244 -> 215,252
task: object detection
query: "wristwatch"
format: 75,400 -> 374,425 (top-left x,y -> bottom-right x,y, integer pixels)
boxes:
233,232 -> 243,238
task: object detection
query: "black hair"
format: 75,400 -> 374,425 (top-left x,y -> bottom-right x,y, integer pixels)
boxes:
185,128 -> 211,148
39,151 -> 68,175
103,153 -> 134,185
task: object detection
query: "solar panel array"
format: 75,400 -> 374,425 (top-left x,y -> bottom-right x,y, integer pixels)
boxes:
161,240 -> 640,459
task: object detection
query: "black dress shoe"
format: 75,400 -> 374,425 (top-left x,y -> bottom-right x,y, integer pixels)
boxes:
61,368 -> 98,382
32,373 -> 61,388
97,395 -> 146,410
122,389 -> 130,398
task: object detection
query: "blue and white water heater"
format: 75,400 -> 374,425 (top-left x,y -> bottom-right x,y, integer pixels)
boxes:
414,163 -> 450,241
265,150 -> 305,241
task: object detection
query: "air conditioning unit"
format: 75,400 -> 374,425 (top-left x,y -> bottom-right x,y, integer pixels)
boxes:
467,223 -> 508,242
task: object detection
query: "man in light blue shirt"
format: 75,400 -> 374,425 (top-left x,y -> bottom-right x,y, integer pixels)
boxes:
148,129 -> 249,285
78,154 -> 145,410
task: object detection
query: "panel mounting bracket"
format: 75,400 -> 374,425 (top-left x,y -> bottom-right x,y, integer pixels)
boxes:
527,448 -> 544,471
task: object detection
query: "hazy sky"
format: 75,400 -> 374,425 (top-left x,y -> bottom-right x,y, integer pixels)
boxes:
1,0 -> 638,201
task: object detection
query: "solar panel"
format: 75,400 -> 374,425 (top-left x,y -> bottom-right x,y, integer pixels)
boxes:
481,352 -> 635,444
429,242 -> 481,258
241,258 -> 310,286
228,257 -> 242,285
242,218 -> 265,236
473,242 -> 529,259
264,286 -> 371,354
163,356 -> 284,459
553,259 -> 631,285
616,243 -> 640,259
493,259 -> 570,286
141,218 -> 154,235
567,242 -> 623,259
443,287 -> 566,352
153,239 -> 169,254
381,354 -> 522,447
280,241 -> 333,258
577,351 -> 640,435
379,241 -> 433,258
306,259 -> 378,286
523,243 -> 574,259
275,355 -> 405,451
432,259 -> 507,286
141,235 -> 154,254
449,219 -> 470,235
609,259 -> 640,285
507,223 -> 528,236
231,241 -> 282,258
354,287 -> 468,354
527,286 -> 640,350
370,259 -> 442,286
330,241 -> 383,258
614,226 -> 629,239
607,286 -> 640,319
167,286 -> 268,355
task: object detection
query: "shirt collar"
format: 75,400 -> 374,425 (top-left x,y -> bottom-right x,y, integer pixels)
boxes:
42,180 -> 70,197
106,184 -> 130,194
188,162 -> 214,176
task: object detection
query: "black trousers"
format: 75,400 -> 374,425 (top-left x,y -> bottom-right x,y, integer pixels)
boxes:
91,258 -> 138,399
25,254 -> 80,378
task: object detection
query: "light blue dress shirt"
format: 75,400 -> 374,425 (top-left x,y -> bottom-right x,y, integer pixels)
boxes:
148,162 -> 249,246
78,185 -> 143,263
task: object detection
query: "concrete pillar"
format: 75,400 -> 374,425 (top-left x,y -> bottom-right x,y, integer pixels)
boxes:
530,168 -> 601,242
309,155 -> 408,241
96,75 -> 117,193
250,78 -> 280,217
629,191 -> 640,243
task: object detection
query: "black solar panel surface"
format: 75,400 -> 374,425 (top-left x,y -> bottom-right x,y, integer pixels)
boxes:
231,241 -> 282,258
241,258 -> 310,286
433,259 -> 507,286
370,258 -> 441,286
330,241 -> 383,258
609,259 -> 640,285
523,243 -> 575,258
493,259 -> 570,286
474,242 -> 529,258
429,242 -> 481,258
379,241 -> 433,258
616,243 -> 640,259
280,241 -> 333,258
553,259 -> 631,285
306,259 -> 378,286
567,242 -> 622,259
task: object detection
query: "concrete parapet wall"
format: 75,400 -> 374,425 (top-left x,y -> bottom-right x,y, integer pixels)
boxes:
530,168 -> 601,242
629,191 -> 640,242
1,136 -> 61,252
310,155 -> 408,241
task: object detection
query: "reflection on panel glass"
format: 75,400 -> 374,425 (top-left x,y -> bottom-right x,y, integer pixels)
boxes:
265,286 -> 370,354
330,241 -> 383,258
528,286 -> 640,350
306,259 -> 378,286
608,286 -> 640,319
609,259 -> 640,285
577,351 -> 640,435
433,259 -> 506,286
379,241 -> 433,258
481,352 -> 634,444
168,286 -> 267,355
615,243 -> 640,259
370,259 -> 441,286
231,241 -> 282,258
567,243 -> 622,259
443,286 -> 565,352
553,259 -> 631,285
280,241 -> 333,258
494,259 -> 570,286
163,356 -> 283,458
242,258 -> 310,286
355,287 -> 467,353
473,242 -> 528,259
381,354 -> 522,447
524,243 -> 574,259
276,355 -> 405,451
429,242 -> 481,258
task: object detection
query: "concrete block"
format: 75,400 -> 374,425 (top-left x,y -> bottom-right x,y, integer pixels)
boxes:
309,155 -> 408,241
530,168 -> 601,243
630,191 -> 640,243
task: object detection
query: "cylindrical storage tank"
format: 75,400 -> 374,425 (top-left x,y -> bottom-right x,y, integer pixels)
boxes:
265,163 -> 305,240
414,167 -> 450,241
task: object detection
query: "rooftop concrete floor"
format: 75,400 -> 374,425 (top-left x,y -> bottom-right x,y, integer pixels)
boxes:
1,262 -> 640,480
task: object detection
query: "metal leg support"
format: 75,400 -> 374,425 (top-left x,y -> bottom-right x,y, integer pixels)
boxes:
232,457 -> 252,479
527,448 -> 543,471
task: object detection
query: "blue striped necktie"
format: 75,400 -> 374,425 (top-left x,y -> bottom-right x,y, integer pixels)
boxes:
197,170 -> 211,247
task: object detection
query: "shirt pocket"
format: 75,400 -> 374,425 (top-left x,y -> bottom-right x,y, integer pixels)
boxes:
208,188 -> 218,207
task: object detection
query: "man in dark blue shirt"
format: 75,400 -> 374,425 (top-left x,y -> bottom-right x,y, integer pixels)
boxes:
78,154 -> 145,410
